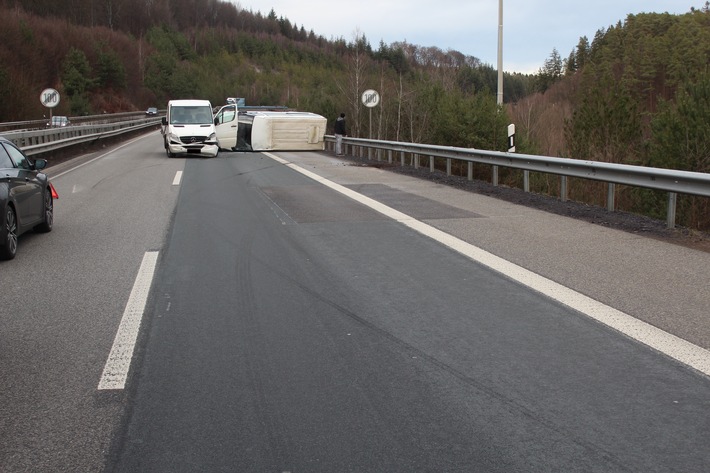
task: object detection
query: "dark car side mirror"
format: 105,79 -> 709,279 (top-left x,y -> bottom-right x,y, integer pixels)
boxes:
33,158 -> 47,170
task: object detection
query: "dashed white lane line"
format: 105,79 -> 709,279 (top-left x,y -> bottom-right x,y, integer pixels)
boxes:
264,152 -> 710,378
172,171 -> 183,186
98,251 -> 159,390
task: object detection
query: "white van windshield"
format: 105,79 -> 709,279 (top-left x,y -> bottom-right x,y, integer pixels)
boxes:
170,105 -> 213,125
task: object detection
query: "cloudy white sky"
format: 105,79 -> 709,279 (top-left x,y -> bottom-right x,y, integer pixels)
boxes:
230,1 -> 696,73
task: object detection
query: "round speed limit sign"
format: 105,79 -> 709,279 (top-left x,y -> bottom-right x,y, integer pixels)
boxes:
40,88 -> 60,108
361,89 -> 380,108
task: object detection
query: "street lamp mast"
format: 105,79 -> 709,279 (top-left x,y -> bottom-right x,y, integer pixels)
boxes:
497,0 -> 504,106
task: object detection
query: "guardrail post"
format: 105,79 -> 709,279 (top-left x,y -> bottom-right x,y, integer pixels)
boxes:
560,176 -> 568,202
493,165 -> 499,186
468,162 -> 473,181
388,149 -> 392,164
414,153 -> 419,169
524,170 -> 530,192
367,147 -> 372,160
447,158 -> 452,176
400,151 -> 405,167
430,156 -> 435,172
667,192 -> 677,229
607,183 -> 615,211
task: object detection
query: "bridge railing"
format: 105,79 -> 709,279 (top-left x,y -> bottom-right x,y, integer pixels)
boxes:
325,135 -> 710,229
3,118 -> 707,230
2,116 -> 161,156
0,110 -> 161,132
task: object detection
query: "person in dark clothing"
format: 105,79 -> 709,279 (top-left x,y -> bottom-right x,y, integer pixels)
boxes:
334,113 -> 346,155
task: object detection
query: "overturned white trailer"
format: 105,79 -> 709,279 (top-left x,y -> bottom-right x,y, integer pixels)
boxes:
214,105 -> 327,152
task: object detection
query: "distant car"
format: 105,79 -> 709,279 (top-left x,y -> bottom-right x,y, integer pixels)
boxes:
226,97 -> 245,107
47,116 -> 70,127
145,107 -> 158,116
0,137 -> 57,260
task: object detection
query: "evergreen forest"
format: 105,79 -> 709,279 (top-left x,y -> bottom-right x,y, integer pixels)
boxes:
1,0 -> 709,229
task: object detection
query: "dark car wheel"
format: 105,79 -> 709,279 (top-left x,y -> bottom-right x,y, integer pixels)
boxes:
1,206 -> 18,260
35,191 -> 53,233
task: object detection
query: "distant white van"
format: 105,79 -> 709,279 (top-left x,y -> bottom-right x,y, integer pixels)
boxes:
161,99 -> 221,158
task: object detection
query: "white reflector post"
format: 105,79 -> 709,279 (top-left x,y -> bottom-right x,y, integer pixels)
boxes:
507,123 -> 516,152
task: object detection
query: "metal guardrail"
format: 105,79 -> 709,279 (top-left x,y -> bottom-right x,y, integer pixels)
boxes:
1,116 -> 161,156
325,135 -> 710,229
0,110 -> 162,132
1,117 -> 706,229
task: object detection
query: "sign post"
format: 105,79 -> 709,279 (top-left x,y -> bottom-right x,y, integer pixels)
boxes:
362,89 -> 380,140
40,88 -> 60,121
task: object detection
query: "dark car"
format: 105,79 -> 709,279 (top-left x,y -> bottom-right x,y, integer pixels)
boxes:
0,137 -> 57,260
145,107 -> 158,116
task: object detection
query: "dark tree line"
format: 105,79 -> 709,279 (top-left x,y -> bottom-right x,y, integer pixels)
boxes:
509,5 -> 710,230
4,0 -> 324,44
0,0 -> 533,142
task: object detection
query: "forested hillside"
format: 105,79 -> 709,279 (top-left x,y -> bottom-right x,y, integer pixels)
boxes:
0,0 -> 708,229
510,4 -> 710,229
0,0 -> 531,151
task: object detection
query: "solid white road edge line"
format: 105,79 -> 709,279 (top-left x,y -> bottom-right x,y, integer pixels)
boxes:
98,251 -> 159,390
264,152 -> 710,378
172,170 -> 183,186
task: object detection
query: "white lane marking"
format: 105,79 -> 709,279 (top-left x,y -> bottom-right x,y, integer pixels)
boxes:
263,152 -> 710,378
98,251 -> 159,390
172,170 -> 183,186
50,134 -> 153,179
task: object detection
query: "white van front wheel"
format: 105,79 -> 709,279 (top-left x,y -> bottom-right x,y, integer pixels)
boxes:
164,140 -> 175,158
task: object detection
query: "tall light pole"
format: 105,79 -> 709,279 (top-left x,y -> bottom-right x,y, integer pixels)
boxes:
495,0 -> 504,186
497,0 -> 504,106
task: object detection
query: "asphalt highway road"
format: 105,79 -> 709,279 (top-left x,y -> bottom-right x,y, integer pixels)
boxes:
2,131 -> 709,472
1,133 -> 183,471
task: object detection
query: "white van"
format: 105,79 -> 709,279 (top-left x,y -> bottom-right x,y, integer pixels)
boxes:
213,106 -> 326,151
162,99 -> 223,158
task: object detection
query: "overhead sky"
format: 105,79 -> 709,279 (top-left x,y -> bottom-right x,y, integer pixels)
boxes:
230,1 -> 697,73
